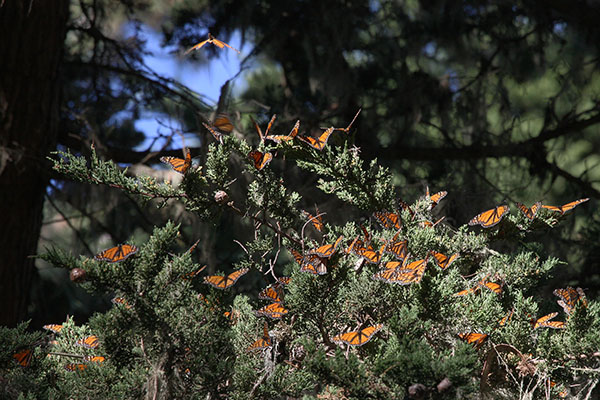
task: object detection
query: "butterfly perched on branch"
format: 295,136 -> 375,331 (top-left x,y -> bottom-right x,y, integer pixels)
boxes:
160,150 -> 192,174
247,322 -> 272,351
468,205 -> 509,228
95,244 -> 138,263
332,324 -> 383,347
516,201 -> 541,220
204,268 -> 249,289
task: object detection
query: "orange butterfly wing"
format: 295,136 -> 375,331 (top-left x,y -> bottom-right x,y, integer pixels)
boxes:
553,287 -> 586,315
384,233 -> 408,260
160,151 -> 192,174
355,243 -> 385,264
265,120 -> 300,143
203,268 -> 249,289
299,127 -> 335,150
334,108 -> 362,133
202,122 -> 223,144
181,265 -> 207,280
478,280 -> 503,295
534,312 -> 565,329
13,349 -> 33,367
248,150 -> 273,170
302,209 -> 324,232
516,202 -> 541,220
213,114 -> 234,133
458,332 -> 489,348
498,309 -> 514,327
43,324 -> 63,334
258,284 -> 284,302
428,189 -> 447,210
309,235 -> 344,258
65,363 -> 88,372
255,302 -> 289,319
300,254 -> 328,275
332,324 -> 383,346
542,198 -> 589,214
76,335 -> 100,349
392,258 -> 428,285
247,322 -> 272,351
430,251 -> 459,270
95,244 -> 138,262
468,205 -> 509,228
84,355 -> 106,363
111,296 -> 132,309
373,211 -> 401,230
277,276 -> 292,285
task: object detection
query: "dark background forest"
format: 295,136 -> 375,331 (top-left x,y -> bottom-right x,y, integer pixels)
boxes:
1,0 -> 599,329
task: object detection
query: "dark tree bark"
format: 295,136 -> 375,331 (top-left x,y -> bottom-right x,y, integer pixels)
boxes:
0,1 -> 69,326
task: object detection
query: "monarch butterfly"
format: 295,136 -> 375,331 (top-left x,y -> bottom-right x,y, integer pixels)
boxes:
516,201 -> 541,220
308,235 -> 344,258
111,296 -> 132,309
458,332 -> 489,349
277,276 -> 292,286
265,120 -> 300,144
354,243 -> 386,264
290,248 -> 304,265
202,122 -> 224,144
250,114 -> 277,143
203,268 -> 249,289
300,253 -> 328,275
76,335 -> 100,349
95,244 -> 138,263
542,198 -> 589,215
426,187 -> 447,210
13,349 -> 33,367
533,312 -> 565,329
298,127 -> 336,150
184,33 -> 241,54
372,260 -> 404,282
383,233 -> 408,260
43,324 -> 63,334
478,280 -> 503,295
213,114 -> 234,133
160,151 -> 192,175
181,265 -> 207,280
419,216 -> 445,228
247,322 -> 272,351
302,209 -> 324,232
391,257 -> 428,285
248,150 -> 273,170
430,251 -> 459,270
553,287 -> 587,315
373,211 -> 402,230
258,283 -> 284,303
468,205 -> 510,228
64,363 -> 88,372
498,309 -> 514,327
333,108 -> 362,133
255,302 -> 289,319
332,323 -> 383,347
83,355 -> 106,363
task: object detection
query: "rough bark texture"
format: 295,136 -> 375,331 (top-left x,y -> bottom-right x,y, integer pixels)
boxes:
0,0 -> 69,326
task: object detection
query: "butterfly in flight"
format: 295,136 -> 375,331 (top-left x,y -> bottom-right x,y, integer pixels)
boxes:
332,323 -> 383,347
95,244 -> 138,263
43,324 -> 63,334
76,335 -> 100,349
468,205 -> 509,228
265,120 -> 300,144
248,150 -> 273,170
298,127 -> 336,150
516,201 -> 541,220
426,187 -> 447,210
247,322 -> 272,351
333,108 -> 362,133
184,33 -> 241,55
429,251 -> 459,270
212,114 -> 234,133
553,287 -> 587,315
160,150 -> 192,175
542,198 -> 589,215
13,349 -> 33,367
255,302 -> 289,319
203,268 -> 249,289
202,122 -> 225,144
458,332 -> 489,349
250,114 -> 277,143
533,312 -> 565,329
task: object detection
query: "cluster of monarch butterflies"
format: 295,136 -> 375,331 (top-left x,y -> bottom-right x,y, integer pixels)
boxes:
13,324 -> 104,371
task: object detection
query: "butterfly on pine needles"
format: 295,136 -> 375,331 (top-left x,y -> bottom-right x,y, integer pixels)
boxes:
332,324 -> 383,347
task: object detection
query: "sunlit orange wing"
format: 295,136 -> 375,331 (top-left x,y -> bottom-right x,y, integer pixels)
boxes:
430,251 -> 459,270
213,114 -> 234,133
468,205 -> 509,228
458,332 -> 489,348
332,324 -> 383,346
391,257 -> 428,285
181,265 -> 207,280
248,150 -> 273,170
542,198 -> 589,215
309,235 -> 344,258
498,309 -> 514,327
255,302 -> 289,319
277,276 -> 292,286
298,127 -> 335,150
302,209 -> 324,232
478,280 -> 503,295
203,268 -> 249,289
300,254 -> 328,275
250,114 -> 277,142
76,335 -> 100,349
427,187 -> 447,210
534,312 -> 565,329
13,349 -> 33,367
202,122 -> 223,144
290,248 -> 304,265
355,243 -> 385,264
43,324 -> 63,334
516,201 -> 541,220
247,322 -> 272,351
160,151 -> 192,174
384,233 -> 408,260
553,287 -> 587,315
95,244 -> 138,263
258,284 -> 284,303
84,355 -> 106,363
265,120 -> 300,143
185,33 -> 240,54
373,211 -> 401,230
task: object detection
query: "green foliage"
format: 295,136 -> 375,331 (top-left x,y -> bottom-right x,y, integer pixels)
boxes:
7,125 -> 598,399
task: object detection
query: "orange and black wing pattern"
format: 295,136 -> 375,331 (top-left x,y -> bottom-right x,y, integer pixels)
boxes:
334,108 -> 362,133
111,296 -> 132,309
265,120 -> 300,144
160,151 -> 192,174
13,349 -> 33,367
247,322 -> 272,351
251,114 -> 277,142
468,205 -> 509,228
427,188 -> 447,210
553,287 -> 587,315
255,302 -> 289,319
355,243 -> 385,264
202,122 -> 224,144
181,265 -> 207,280
458,332 -> 489,349
95,244 -> 138,263
185,33 -> 240,54
542,198 -> 589,215
213,114 -> 234,133
309,236 -> 344,258
478,280 -> 503,295
43,324 -> 63,334
373,211 -> 401,230
302,209 -> 324,232
516,202 -> 541,220
384,233 -> 408,260
248,150 -> 273,170
300,253 -> 328,275
298,127 -> 335,150
430,251 -> 459,270
391,257 -> 428,285
332,324 -> 383,347
65,363 -> 88,372
76,335 -> 100,349
258,284 -> 284,303
204,268 -> 249,289
534,312 -> 565,329
277,276 -> 292,286
84,355 -> 106,363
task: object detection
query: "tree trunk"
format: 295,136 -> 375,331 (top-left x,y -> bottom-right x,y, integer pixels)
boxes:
0,1 -> 69,326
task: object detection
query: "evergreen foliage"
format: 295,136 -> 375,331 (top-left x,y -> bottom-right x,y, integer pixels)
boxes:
2,123 -> 598,399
